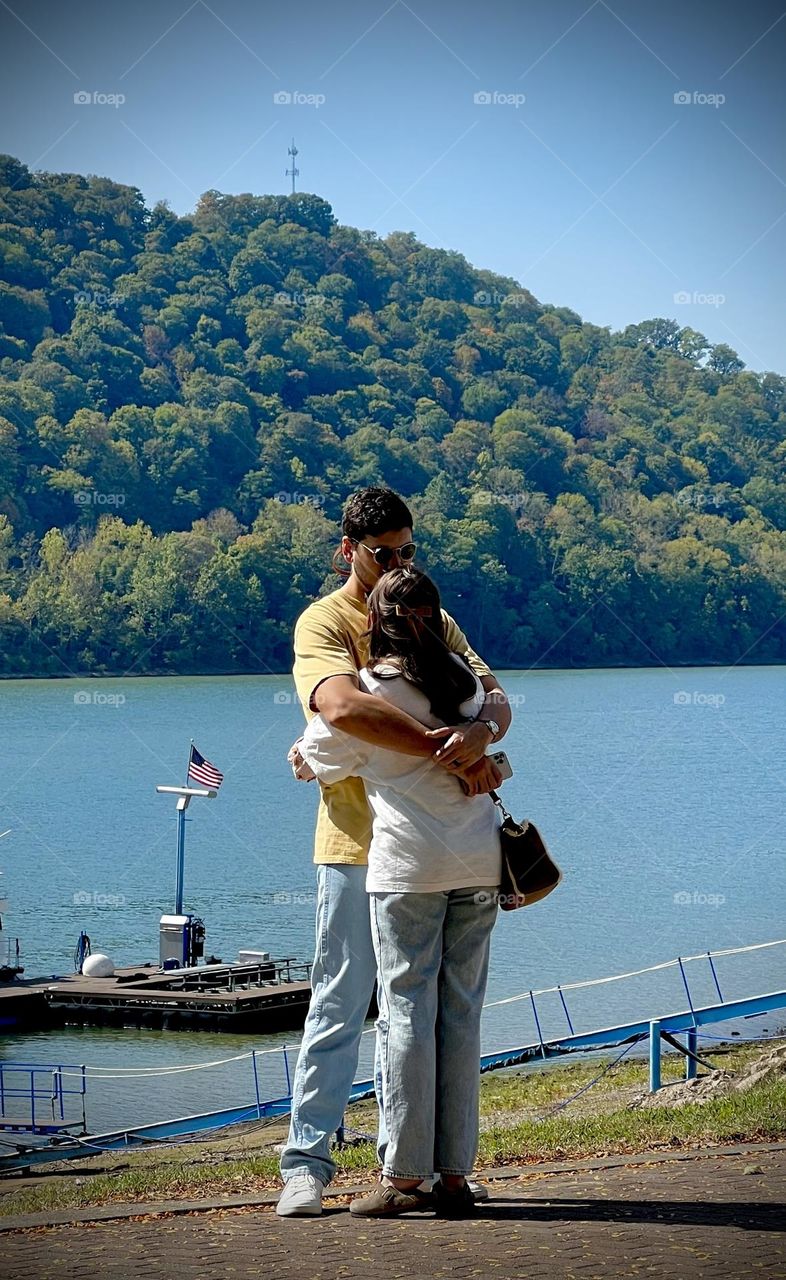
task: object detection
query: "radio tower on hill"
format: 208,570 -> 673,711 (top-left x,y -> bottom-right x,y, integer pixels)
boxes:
286,138 -> 299,194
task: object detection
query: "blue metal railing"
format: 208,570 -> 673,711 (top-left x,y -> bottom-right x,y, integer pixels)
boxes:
0,1047 -> 297,1138
1,938 -> 783,1153
0,1061 -> 87,1135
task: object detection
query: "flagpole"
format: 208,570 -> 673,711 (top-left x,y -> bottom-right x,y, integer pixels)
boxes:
175,739 -> 194,915
185,738 -> 194,788
156,751 -> 218,968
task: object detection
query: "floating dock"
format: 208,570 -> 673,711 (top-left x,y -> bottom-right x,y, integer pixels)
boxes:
0,957 -> 314,1034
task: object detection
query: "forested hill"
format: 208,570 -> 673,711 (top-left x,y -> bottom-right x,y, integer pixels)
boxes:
0,154 -> 784,676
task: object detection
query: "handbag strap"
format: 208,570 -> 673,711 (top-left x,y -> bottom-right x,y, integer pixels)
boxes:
489,789 -> 512,821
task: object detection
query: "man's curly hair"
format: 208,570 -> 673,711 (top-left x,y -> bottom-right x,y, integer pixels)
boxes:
342,487 -> 413,542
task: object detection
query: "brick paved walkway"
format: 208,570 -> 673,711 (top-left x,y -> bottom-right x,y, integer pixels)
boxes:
3,1148 -> 786,1279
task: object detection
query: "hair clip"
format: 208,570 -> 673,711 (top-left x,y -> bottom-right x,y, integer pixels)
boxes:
394,604 -> 433,617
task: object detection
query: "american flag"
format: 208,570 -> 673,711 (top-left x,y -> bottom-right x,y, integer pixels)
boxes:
187,745 -> 224,790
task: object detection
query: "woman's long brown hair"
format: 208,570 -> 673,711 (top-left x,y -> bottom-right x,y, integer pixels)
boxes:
366,568 -> 478,725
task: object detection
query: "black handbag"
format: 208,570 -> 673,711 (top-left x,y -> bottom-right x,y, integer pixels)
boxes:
491,791 -> 562,910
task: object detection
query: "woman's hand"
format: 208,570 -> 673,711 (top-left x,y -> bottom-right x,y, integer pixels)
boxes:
427,720 -> 492,771
288,739 -> 316,781
454,754 -> 502,796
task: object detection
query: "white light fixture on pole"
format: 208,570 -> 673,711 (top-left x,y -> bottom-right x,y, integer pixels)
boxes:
155,786 -> 216,914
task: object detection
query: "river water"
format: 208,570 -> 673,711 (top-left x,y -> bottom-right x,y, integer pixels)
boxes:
1,665 -> 784,1132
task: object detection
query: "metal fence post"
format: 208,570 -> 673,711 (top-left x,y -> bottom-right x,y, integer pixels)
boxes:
648,1020 -> 661,1092
251,1051 -> 262,1118
557,985 -> 575,1035
529,990 -> 547,1059
685,1027 -> 697,1080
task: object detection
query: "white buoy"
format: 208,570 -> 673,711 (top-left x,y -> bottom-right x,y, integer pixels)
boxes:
82,952 -> 115,978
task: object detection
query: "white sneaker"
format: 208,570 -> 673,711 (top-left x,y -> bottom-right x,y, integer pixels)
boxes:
276,1172 -> 326,1217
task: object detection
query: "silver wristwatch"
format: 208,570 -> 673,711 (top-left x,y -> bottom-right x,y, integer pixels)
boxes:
482,719 -> 500,740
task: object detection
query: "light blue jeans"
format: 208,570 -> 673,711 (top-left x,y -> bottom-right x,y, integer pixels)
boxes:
280,864 -> 384,1186
371,886 -> 498,1180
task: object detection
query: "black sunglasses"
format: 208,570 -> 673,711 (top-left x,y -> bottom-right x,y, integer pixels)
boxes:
352,539 -> 417,567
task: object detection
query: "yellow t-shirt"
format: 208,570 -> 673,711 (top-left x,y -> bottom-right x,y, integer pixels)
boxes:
293,587 -> 494,866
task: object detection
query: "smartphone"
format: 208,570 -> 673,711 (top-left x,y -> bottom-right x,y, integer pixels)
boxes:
489,750 -> 513,781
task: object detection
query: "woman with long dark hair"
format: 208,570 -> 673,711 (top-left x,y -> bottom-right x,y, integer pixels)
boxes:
300,567 -> 502,1217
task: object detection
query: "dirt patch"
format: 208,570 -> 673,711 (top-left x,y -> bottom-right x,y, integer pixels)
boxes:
637,1043 -> 786,1110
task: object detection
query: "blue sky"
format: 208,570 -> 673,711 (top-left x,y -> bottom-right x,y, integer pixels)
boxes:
1,0 -> 784,372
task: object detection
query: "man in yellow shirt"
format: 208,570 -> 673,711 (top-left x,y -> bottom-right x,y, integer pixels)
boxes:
277,488 -> 511,1216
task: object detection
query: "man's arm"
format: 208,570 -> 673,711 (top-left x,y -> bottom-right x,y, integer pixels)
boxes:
313,675 -> 503,796
313,674 -> 441,757
291,606 -> 506,792
290,609 -> 450,780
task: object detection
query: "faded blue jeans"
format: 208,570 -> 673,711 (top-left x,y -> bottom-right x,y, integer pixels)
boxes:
280,864 -> 385,1186
371,886 -> 498,1180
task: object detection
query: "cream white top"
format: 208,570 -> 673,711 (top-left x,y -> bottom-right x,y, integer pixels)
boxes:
300,656 -> 502,893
